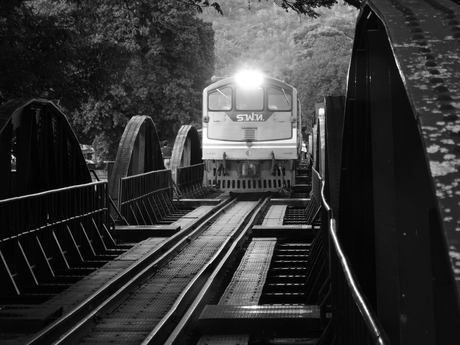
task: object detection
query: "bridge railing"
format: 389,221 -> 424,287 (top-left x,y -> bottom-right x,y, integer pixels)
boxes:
118,169 -> 180,225
0,182 -> 116,298
175,163 -> 208,198
313,169 -> 391,345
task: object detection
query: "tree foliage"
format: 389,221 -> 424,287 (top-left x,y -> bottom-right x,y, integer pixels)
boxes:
193,0 -> 361,16
69,0 -> 215,160
0,0 -> 127,109
1,0 -> 214,161
1,0 -> 358,161
288,4 -> 356,129
201,1 -> 357,132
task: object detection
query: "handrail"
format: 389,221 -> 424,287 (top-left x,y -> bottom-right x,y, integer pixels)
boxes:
0,180 -> 106,204
118,169 -> 175,225
318,171 -> 391,345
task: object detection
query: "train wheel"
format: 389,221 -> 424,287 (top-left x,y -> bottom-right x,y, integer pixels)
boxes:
109,115 -> 164,206
170,125 -> 202,182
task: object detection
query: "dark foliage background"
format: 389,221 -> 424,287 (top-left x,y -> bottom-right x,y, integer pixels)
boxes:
200,0 -> 357,131
1,0 -> 357,160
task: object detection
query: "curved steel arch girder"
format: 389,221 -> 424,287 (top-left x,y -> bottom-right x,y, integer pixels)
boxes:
170,125 -> 202,182
0,99 -> 91,199
109,115 -> 164,204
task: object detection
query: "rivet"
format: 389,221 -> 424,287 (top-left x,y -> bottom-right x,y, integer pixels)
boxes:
434,85 -> 448,92
412,34 -> 425,40
440,104 -> 456,111
443,113 -> 459,121
438,95 -> 453,101
430,77 -> 443,84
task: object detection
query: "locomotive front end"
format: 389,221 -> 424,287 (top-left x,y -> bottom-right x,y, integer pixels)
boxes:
202,71 -> 301,193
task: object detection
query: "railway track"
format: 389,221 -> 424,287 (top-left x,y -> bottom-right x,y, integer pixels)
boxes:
2,192 -> 322,345
12,194 -> 277,344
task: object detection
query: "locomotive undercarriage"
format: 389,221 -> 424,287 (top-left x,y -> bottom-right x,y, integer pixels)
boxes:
204,158 -> 296,193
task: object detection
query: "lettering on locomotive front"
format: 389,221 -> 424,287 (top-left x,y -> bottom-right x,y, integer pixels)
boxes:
236,113 -> 265,122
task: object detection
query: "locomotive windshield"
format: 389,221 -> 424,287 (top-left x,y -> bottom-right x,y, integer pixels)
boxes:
268,88 -> 292,111
209,87 -> 232,111
236,87 -> 264,110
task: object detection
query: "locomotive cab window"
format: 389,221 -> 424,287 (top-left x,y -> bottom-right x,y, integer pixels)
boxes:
236,87 -> 264,110
268,88 -> 292,111
209,87 -> 232,111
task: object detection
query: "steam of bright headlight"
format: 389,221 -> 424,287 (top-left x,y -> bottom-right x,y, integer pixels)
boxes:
235,70 -> 264,89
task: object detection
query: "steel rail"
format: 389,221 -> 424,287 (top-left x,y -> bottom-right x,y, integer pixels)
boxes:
142,196 -> 270,344
160,196 -> 270,345
319,174 -> 391,345
25,195 -> 235,345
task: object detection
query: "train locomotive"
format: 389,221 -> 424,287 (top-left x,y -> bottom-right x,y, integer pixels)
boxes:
202,71 -> 302,193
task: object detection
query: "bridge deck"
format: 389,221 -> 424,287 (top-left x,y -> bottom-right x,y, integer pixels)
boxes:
197,204 -> 320,343
1,205 -> 217,344
77,201 -> 257,344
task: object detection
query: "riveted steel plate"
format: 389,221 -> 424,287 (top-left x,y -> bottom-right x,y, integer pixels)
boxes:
97,260 -> 135,270
220,239 -> 276,305
78,330 -> 149,344
253,225 -> 313,230
114,225 -> 180,241
199,305 -> 321,337
173,205 -> 215,219
88,318 -> 160,332
262,205 -> 287,226
115,238 -> 167,261
252,225 -> 315,239
0,304 -> 63,333
197,334 -> 250,345
201,226 -> 238,237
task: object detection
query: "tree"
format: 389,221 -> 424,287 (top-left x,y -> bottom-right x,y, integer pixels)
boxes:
287,4 -> 356,130
69,0 -> 215,161
0,0 -> 128,109
1,0 -> 358,161
204,2 -> 303,77
0,0 -> 214,162
192,0 -> 361,16
200,0 -> 356,133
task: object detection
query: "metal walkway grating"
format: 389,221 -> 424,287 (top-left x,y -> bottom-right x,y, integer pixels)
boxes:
219,238 -> 276,306
262,205 -> 287,226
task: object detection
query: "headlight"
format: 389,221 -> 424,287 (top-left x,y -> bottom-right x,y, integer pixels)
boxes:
235,70 -> 264,89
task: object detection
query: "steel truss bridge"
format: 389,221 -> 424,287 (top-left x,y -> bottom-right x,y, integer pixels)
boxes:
1,1 -> 460,344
